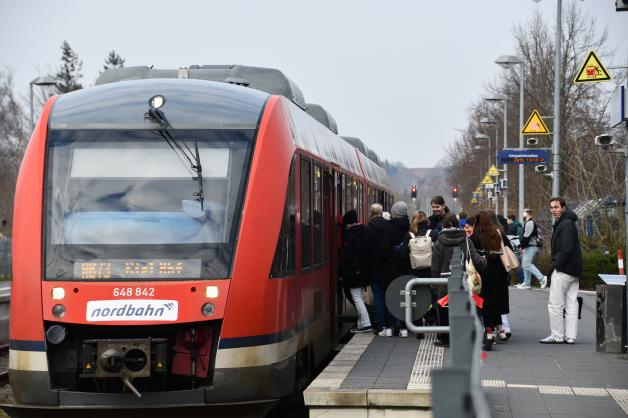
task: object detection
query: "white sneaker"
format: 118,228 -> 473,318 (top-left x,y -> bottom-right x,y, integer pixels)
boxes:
378,328 -> 393,337
565,337 -> 575,344
400,329 -> 409,338
541,276 -> 548,289
516,284 -> 531,289
539,335 -> 564,344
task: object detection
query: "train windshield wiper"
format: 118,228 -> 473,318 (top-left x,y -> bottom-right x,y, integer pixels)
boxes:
145,104 -> 205,210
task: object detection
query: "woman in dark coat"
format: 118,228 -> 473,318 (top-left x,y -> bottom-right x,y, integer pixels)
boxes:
340,210 -> 372,333
471,210 -> 512,350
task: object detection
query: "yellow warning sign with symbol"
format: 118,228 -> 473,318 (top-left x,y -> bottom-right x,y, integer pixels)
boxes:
488,164 -> 499,177
474,187 -> 482,194
574,50 -> 611,83
482,175 -> 494,185
522,109 -> 550,135
471,197 -> 478,203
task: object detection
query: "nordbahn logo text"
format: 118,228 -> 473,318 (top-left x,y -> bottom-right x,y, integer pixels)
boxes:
86,300 -> 178,322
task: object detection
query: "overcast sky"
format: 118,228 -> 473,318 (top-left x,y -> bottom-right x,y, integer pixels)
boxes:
1,1 -> 626,167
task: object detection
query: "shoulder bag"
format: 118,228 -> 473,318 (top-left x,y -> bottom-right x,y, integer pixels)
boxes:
498,229 -> 519,272
465,238 -> 482,294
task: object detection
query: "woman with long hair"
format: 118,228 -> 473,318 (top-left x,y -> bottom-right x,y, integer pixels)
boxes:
471,210 -> 512,350
403,211 -> 438,278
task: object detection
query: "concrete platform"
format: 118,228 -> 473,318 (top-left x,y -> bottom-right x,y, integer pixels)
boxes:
482,287 -> 628,418
304,331 -> 446,417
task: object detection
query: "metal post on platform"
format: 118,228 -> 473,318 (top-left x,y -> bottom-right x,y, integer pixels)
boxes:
402,247 -> 490,417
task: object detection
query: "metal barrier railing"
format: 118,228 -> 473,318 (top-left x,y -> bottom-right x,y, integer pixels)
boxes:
401,246 -> 490,418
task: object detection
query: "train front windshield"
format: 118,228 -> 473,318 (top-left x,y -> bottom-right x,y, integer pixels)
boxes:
44,129 -> 254,280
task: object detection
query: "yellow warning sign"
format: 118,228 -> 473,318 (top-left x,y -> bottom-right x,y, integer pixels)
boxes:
474,187 -> 482,194
522,109 -> 550,135
481,175 -> 494,185
471,197 -> 478,203
574,50 -> 611,83
488,164 -> 499,177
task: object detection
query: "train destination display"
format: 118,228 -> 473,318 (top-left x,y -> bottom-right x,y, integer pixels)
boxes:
74,259 -> 202,279
497,149 -> 550,165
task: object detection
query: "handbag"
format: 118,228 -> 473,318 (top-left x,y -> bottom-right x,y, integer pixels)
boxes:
465,238 -> 482,294
498,230 -> 519,272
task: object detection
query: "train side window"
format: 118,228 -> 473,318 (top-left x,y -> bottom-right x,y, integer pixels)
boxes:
313,163 -> 322,265
270,159 -> 296,278
322,169 -> 331,263
352,179 -> 358,216
358,182 -> 363,222
344,175 -> 352,214
336,173 -> 343,217
301,158 -> 312,270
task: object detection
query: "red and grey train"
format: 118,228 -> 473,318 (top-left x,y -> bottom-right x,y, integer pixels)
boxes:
8,65 -> 391,415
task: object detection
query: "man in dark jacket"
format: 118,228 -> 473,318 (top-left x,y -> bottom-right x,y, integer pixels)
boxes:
540,197 -> 583,345
366,203 -> 391,334
428,196 -> 459,235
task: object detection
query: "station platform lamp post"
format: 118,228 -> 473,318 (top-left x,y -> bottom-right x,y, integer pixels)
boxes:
30,75 -> 58,131
479,117 -> 499,167
474,132 -> 490,171
495,54 -> 525,219
485,96 -> 508,217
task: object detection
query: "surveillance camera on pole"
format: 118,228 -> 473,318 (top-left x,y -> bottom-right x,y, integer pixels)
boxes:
534,165 -> 548,173
526,138 -> 539,146
594,134 -> 619,151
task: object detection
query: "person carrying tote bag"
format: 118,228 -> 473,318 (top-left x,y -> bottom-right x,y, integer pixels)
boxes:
498,229 -> 519,273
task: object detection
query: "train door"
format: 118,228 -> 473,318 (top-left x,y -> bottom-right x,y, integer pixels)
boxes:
332,171 -> 345,331
322,168 -> 335,339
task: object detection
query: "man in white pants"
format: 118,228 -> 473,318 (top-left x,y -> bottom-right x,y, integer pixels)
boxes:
540,197 -> 583,344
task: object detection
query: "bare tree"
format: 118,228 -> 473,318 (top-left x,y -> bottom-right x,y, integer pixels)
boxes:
447,4 -> 620,227
0,69 -> 28,235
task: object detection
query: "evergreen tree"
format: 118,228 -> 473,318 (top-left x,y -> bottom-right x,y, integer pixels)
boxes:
102,50 -> 125,73
55,40 -> 83,94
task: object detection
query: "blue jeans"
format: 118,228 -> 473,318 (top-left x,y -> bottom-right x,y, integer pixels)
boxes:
370,280 -> 388,330
517,253 -> 525,284
522,246 -> 545,286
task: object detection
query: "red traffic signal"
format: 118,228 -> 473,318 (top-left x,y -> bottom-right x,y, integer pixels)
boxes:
452,186 -> 459,199
411,185 -> 417,199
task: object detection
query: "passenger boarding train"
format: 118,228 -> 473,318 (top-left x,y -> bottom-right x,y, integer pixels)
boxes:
8,65 -> 392,415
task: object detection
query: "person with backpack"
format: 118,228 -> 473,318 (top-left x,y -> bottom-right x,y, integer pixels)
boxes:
517,208 -> 547,289
340,210 -> 372,333
403,211 -> 438,278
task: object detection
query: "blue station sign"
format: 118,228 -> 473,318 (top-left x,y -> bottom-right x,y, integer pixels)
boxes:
498,149 -> 550,165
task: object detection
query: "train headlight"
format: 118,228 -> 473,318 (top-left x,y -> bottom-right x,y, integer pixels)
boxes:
205,286 -> 219,299
149,95 -> 166,110
51,287 -> 65,300
52,304 -> 66,318
201,302 -> 215,317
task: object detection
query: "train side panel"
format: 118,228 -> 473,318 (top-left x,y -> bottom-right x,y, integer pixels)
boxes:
10,97 -> 58,405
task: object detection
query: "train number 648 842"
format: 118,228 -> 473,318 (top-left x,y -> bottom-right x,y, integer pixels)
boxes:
113,287 -> 155,297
